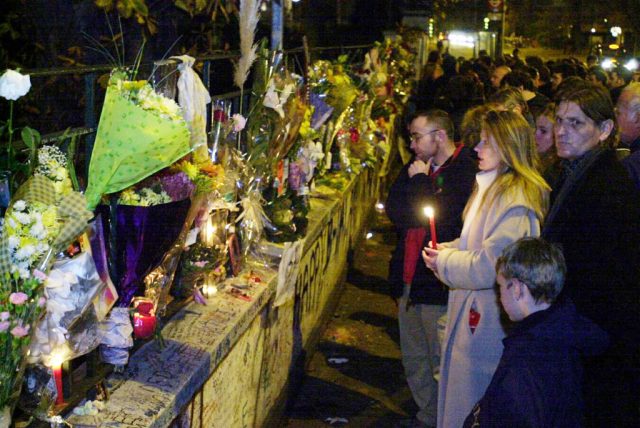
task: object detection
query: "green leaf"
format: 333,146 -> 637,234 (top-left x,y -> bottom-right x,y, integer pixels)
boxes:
21,127 -> 40,177
131,0 -> 149,16
173,0 -> 190,13
195,0 -> 207,13
20,127 -> 40,151
0,23 -> 11,36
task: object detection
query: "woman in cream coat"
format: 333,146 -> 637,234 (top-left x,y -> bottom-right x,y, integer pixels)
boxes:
423,110 -> 550,428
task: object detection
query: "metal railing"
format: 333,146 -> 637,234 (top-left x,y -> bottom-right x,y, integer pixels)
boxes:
9,44 -> 373,183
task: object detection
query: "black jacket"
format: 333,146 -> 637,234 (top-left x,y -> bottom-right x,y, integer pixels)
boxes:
463,299 -> 609,428
542,148 -> 640,352
386,146 -> 476,304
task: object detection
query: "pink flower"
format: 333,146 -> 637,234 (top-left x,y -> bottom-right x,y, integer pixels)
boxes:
232,114 -> 247,132
193,261 -> 208,268
38,297 -> 46,307
10,324 -> 29,338
0,321 -> 10,332
9,292 -> 28,305
33,270 -> 47,281
0,312 -> 9,321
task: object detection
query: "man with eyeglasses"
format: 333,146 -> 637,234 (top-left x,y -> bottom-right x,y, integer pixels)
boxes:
386,110 -> 476,428
542,81 -> 640,427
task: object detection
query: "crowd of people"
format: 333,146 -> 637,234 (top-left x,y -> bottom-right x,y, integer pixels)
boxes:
386,48 -> 640,427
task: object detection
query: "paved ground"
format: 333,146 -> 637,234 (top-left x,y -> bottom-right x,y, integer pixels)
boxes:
284,209 -> 417,427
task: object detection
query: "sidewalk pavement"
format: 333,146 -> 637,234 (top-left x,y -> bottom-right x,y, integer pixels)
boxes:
284,211 -> 418,427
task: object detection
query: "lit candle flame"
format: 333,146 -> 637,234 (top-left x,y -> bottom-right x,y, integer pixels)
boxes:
424,206 -> 435,219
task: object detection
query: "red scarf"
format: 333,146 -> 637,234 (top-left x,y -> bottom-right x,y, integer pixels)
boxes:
402,145 -> 463,285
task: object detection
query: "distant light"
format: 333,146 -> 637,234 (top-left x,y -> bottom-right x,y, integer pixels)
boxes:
601,58 -> 614,70
591,28 -> 596,33
375,202 -> 385,212
608,44 -> 620,50
366,232 -> 374,240
448,31 -> 476,48
260,1 -> 268,11
625,58 -> 639,71
611,26 -> 622,37
604,18 -> 608,23
292,0 -> 301,2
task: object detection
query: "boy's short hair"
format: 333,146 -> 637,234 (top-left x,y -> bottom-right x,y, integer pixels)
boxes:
496,238 -> 566,304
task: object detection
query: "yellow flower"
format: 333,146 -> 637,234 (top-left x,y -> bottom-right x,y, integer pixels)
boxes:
176,161 -> 199,180
41,207 -> 58,231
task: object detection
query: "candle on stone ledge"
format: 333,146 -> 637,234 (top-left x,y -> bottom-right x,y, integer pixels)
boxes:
423,205 -> 437,249
49,354 -> 65,405
132,299 -> 157,340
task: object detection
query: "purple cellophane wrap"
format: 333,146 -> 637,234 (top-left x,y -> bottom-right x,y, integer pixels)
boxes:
310,92 -> 334,130
97,198 -> 191,307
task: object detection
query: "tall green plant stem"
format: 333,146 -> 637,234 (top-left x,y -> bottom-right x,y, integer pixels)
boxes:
6,101 -> 13,172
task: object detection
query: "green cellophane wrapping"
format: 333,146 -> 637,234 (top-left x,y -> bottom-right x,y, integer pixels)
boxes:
84,81 -> 192,210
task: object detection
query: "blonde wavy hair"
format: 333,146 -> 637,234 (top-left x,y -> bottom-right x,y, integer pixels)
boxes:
463,109 -> 550,223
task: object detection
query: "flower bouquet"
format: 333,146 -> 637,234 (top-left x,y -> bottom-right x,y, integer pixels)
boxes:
172,242 -> 225,299
85,68 -> 198,310
0,272 -> 46,425
84,71 -> 192,211
0,174 -> 92,424
96,170 -> 195,308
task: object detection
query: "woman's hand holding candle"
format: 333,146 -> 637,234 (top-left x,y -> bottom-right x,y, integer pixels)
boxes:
422,246 -> 439,274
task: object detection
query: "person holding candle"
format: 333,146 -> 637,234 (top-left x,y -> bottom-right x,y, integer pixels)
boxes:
386,109 -> 476,427
422,110 -> 550,428
543,82 -> 640,427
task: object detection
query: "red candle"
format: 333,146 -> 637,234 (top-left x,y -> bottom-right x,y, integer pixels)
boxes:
133,312 -> 157,339
53,363 -> 64,405
133,300 -> 157,339
424,206 -> 437,249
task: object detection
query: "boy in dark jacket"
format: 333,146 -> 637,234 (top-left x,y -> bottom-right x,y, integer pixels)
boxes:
464,238 -> 609,428
387,110 -> 476,427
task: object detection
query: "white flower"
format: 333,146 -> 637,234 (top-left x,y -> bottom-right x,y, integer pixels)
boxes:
29,223 -> 45,239
13,211 -> 31,225
18,267 -> 30,279
7,218 -> 16,228
280,83 -> 295,106
232,114 -> 247,132
13,200 -> 26,212
0,69 -> 31,101
16,245 -> 36,260
7,236 -> 19,250
263,82 -> 285,118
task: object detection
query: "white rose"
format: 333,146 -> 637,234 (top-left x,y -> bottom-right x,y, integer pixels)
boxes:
0,69 -> 31,101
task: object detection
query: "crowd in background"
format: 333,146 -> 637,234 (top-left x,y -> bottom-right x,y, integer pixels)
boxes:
386,46 -> 640,427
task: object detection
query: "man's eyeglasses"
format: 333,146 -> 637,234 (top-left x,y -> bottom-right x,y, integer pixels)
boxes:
410,129 -> 441,141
